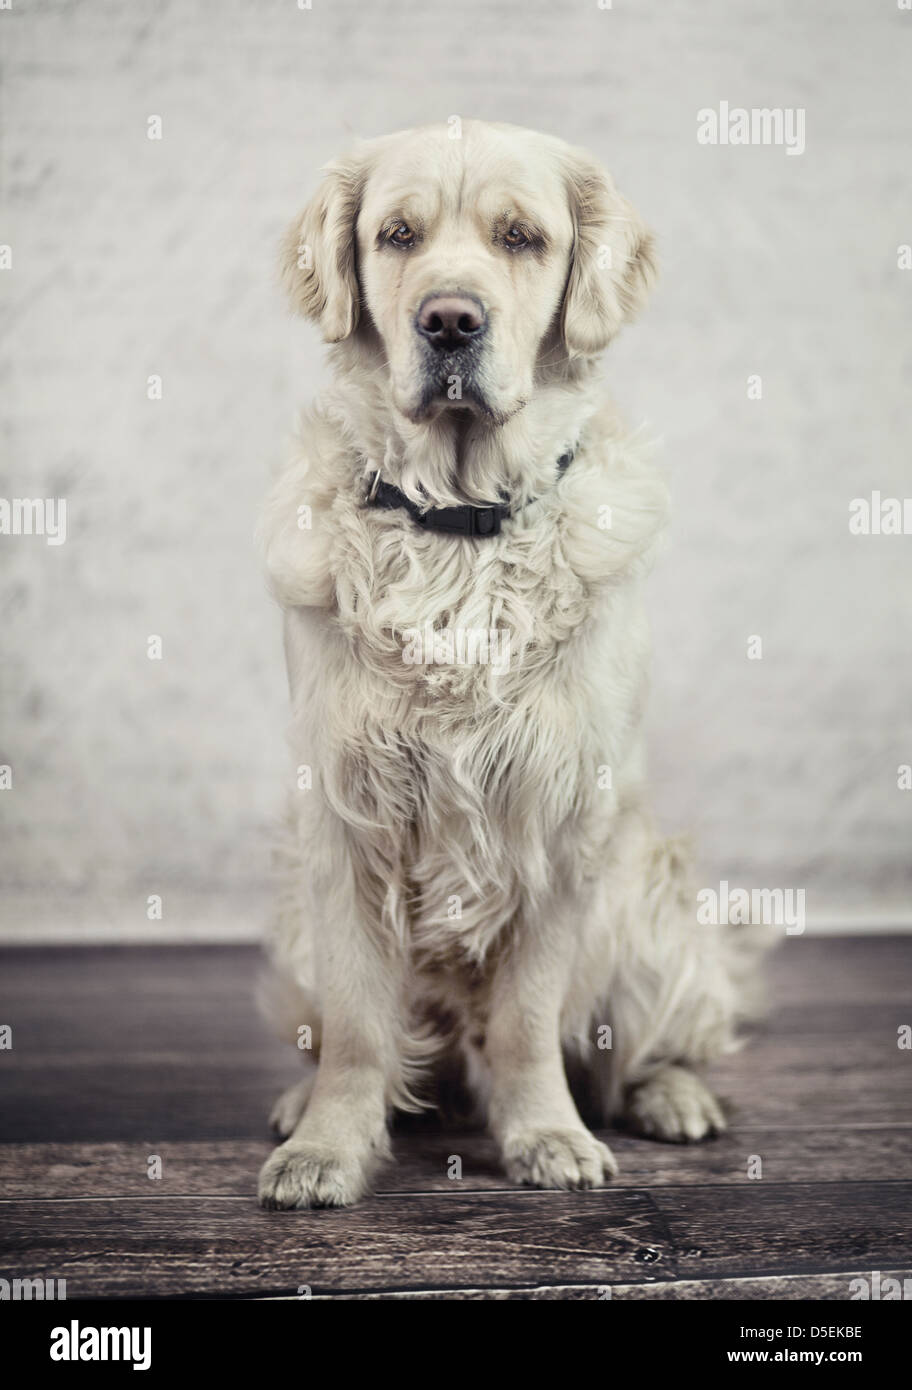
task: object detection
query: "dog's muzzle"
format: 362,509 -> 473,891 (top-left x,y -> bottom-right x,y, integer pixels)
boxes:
412,291 -> 489,412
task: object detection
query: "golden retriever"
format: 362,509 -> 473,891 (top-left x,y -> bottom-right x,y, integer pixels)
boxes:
257,120 -> 754,1209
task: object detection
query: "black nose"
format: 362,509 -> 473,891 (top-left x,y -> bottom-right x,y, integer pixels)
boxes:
415,293 -> 487,350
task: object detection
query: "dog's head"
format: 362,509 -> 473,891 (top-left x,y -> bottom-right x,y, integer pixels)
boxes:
281,121 -> 655,426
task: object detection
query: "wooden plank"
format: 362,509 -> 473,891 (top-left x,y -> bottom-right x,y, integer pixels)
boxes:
0,1066 -> 301,1143
2,1125 -> 911,1199
0,939 -> 910,1298
1,1183 -> 907,1298
3,939 -> 911,1038
764,1002 -> 912,1039
2,939 -> 910,1142
765,938 -> 912,1008
0,1190 -> 670,1298
3,1030 -> 908,1141
651,1182 -> 912,1282
262,1269 -> 912,1300
0,945 -> 277,1058
707,1038 -> 912,1128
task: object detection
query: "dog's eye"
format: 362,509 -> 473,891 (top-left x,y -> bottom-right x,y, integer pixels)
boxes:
503,225 -> 531,249
388,222 -> 417,247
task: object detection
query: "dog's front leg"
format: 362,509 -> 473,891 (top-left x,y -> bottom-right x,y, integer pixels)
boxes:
258,846 -> 404,1209
486,921 -> 617,1190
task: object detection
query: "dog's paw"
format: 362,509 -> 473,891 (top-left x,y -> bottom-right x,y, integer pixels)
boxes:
625,1065 -> 726,1143
269,1075 -> 316,1139
258,1138 -> 371,1209
502,1126 -> 618,1190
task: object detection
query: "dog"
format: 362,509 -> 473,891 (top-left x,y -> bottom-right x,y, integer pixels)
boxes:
257,120 -> 756,1209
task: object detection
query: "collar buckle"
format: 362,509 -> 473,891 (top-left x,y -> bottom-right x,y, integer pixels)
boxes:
471,506 -> 500,537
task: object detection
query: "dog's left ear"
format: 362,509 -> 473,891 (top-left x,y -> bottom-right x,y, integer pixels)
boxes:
560,150 -> 657,358
280,149 -> 367,343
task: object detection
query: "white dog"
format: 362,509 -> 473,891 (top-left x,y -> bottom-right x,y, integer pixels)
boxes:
257,121 -> 755,1209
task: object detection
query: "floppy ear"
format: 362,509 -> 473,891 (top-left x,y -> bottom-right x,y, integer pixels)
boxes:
280,152 -> 366,343
560,151 -> 657,358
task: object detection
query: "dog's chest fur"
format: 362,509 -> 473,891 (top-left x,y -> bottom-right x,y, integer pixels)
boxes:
267,415 -> 667,963
313,488 -> 644,960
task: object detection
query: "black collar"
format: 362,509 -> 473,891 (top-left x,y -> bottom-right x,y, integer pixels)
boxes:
364,450 -> 574,538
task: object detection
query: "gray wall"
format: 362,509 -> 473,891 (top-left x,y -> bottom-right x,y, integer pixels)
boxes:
2,0 -> 910,936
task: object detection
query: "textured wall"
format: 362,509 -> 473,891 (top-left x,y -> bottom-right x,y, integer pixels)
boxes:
1,0 -> 910,936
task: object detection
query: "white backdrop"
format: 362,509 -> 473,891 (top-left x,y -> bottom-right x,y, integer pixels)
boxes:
2,0 -> 910,938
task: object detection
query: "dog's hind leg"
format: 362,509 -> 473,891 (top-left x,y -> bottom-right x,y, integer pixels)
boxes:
624,1063 -> 726,1143
588,822 -> 757,1143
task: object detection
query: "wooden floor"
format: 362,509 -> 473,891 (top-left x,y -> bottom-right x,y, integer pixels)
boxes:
0,937 -> 910,1300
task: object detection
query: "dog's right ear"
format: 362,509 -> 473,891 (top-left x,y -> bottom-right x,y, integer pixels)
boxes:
280,151 -> 366,343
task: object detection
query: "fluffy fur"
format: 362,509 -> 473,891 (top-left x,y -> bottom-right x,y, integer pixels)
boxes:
257,121 -> 758,1209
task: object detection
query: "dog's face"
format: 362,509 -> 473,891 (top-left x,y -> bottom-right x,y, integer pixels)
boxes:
282,121 -> 656,426
355,127 -> 577,424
